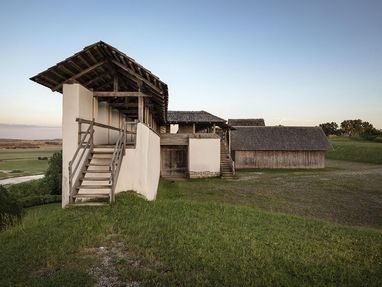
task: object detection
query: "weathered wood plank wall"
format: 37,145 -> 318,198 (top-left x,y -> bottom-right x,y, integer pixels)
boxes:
234,150 -> 325,169
161,146 -> 188,178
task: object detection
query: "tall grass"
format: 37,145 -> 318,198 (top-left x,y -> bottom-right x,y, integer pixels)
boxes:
327,136 -> 382,164
0,193 -> 381,286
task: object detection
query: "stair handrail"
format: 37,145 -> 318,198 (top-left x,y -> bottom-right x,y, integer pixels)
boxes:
109,122 -> 126,203
69,120 -> 95,203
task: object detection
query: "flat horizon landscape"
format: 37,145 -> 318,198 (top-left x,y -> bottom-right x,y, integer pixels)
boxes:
0,124 -> 62,140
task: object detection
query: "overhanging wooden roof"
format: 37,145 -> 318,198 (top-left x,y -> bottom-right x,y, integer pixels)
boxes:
30,41 -> 168,123
231,127 -> 332,151
167,111 -> 226,124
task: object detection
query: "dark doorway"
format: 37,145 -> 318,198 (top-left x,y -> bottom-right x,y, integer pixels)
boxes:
161,145 -> 188,178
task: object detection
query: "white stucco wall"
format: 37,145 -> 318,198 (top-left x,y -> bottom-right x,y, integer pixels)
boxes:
62,83 -> 94,207
109,108 -> 121,143
94,102 -> 109,144
188,138 -> 220,177
116,123 -> 160,200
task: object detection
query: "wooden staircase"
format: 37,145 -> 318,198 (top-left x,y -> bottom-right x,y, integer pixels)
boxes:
220,141 -> 235,179
68,119 -> 136,206
73,145 -> 114,205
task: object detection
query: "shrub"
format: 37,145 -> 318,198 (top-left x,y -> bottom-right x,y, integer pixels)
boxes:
360,128 -> 380,141
19,195 -> 61,208
44,151 -> 62,195
0,186 -> 23,231
8,179 -> 49,199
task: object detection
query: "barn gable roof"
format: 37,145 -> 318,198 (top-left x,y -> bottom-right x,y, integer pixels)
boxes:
231,127 -> 332,151
228,118 -> 265,126
167,111 -> 226,124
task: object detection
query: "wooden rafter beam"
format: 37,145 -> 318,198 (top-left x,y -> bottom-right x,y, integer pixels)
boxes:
111,60 -> 163,95
93,91 -> 150,97
78,55 -> 91,67
52,61 -> 106,91
48,69 -> 66,81
110,102 -> 138,108
84,74 -> 107,87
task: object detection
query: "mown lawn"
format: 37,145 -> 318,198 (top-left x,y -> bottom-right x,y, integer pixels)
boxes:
159,160 -> 382,229
327,136 -> 382,164
1,160 -> 382,286
0,148 -> 61,179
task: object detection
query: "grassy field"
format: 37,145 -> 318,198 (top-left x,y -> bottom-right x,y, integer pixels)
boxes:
327,136 -> 382,164
1,160 -> 381,286
0,147 -> 61,179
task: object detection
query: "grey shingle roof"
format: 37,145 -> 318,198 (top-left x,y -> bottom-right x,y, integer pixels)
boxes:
228,119 -> 265,126
231,126 -> 332,151
167,111 -> 226,124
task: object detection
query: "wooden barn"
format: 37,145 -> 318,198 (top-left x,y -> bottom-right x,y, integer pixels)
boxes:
230,127 -> 332,169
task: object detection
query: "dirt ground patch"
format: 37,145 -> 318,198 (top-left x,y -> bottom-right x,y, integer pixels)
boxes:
82,235 -> 140,287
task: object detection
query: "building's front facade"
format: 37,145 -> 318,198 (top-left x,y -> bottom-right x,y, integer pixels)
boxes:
31,42 -> 170,206
160,111 -> 234,179
230,126 -> 332,169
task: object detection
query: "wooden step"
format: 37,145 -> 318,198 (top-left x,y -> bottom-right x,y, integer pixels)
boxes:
93,145 -> 116,148
70,202 -> 109,207
84,170 -> 111,173
92,151 -> 114,154
77,185 -> 111,189
74,193 -> 109,198
89,158 -> 112,162
87,163 -> 110,167
82,177 -> 110,181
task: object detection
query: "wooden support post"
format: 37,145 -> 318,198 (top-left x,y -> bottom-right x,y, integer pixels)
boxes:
193,123 -> 196,134
213,124 -> 216,133
138,96 -> 144,122
78,121 -> 81,145
113,75 -> 118,92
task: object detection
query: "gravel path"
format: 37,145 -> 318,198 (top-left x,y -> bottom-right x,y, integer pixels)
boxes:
0,174 -> 44,185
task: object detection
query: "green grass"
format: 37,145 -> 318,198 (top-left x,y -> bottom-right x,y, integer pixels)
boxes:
160,160 -> 382,229
1,159 -> 382,286
0,194 -> 381,286
327,136 -> 382,164
0,148 -> 61,179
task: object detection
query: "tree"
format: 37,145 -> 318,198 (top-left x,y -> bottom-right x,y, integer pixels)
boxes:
341,119 -> 364,136
319,122 -> 339,136
44,151 -> 62,195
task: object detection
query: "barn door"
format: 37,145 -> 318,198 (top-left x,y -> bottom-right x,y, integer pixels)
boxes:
161,146 -> 188,178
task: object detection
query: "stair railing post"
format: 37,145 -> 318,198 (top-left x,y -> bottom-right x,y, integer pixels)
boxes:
68,162 -> 73,203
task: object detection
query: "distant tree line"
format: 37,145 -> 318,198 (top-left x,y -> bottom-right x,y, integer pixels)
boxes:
319,119 -> 381,140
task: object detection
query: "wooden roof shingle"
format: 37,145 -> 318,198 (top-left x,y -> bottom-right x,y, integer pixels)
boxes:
167,111 -> 226,124
231,126 -> 332,151
228,119 -> 265,126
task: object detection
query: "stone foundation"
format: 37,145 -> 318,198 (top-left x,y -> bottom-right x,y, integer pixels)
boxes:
189,171 -> 221,179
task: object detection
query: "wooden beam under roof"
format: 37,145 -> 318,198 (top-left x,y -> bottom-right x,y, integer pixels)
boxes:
84,74 -> 107,87
48,68 -> 66,81
93,91 -> 150,97
52,61 -> 106,91
111,60 -> 163,95
78,54 -> 91,67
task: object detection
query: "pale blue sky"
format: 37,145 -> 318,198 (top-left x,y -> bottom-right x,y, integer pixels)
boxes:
0,0 -> 381,130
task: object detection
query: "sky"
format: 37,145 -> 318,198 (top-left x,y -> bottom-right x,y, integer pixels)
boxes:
0,0 -> 381,138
